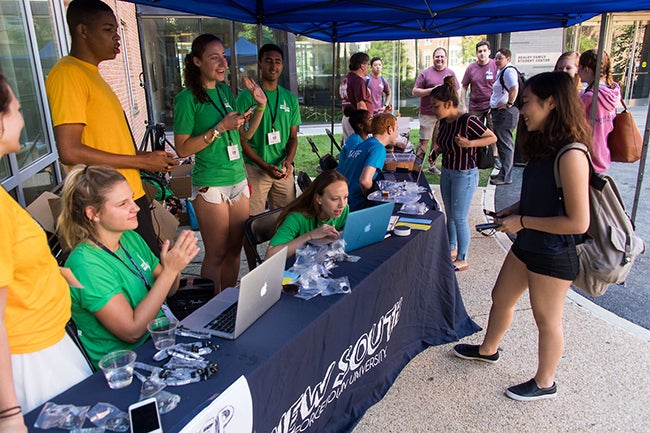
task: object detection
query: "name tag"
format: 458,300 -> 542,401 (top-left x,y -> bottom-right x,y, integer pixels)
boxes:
267,130 -> 281,145
227,143 -> 240,161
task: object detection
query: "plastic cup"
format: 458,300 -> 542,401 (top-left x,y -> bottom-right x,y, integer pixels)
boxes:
98,350 -> 137,389
147,316 -> 178,350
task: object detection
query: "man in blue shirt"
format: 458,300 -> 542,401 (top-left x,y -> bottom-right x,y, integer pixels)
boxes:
337,113 -> 398,211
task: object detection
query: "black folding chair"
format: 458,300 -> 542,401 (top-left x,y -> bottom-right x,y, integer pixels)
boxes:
243,207 -> 283,270
297,171 -> 312,193
305,136 -> 337,172
325,128 -> 342,152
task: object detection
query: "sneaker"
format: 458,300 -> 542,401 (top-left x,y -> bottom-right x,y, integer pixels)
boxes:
505,379 -> 557,401
490,178 -> 512,185
489,172 -> 500,180
453,344 -> 499,363
428,165 -> 441,175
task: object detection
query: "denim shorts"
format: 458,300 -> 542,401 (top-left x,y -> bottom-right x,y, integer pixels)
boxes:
512,242 -> 579,281
192,179 -> 250,204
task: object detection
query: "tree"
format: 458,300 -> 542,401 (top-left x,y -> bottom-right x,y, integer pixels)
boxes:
460,35 -> 487,64
367,40 -> 412,81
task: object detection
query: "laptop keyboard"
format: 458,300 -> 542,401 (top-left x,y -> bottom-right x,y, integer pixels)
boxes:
206,302 -> 238,334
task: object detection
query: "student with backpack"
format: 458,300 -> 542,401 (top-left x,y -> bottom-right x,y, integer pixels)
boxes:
489,48 -> 521,185
453,72 -> 592,401
366,57 -> 392,115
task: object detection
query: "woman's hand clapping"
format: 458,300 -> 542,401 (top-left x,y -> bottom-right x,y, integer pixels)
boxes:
160,230 -> 200,274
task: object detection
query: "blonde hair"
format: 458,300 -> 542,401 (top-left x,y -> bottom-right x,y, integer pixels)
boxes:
57,165 -> 127,249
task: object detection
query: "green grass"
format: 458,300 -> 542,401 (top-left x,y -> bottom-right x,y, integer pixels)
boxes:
295,129 -> 492,187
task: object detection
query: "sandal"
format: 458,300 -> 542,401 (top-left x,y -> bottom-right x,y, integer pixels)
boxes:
453,260 -> 469,272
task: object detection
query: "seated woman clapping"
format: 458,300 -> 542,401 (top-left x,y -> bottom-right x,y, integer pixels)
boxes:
265,170 -> 349,259
57,165 -> 200,368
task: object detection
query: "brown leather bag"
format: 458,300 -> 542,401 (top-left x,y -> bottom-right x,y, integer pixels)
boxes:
608,98 -> 643,163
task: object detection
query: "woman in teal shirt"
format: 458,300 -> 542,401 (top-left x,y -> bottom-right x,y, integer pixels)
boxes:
174,34 -> 267,294
266,170 -> 349,259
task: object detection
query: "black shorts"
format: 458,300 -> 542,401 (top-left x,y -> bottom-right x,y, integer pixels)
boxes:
511,242 -> 579,281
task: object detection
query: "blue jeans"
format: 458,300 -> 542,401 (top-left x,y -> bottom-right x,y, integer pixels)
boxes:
440,167 -> 479,260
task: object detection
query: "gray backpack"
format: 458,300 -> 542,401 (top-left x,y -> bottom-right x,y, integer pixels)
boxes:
554,143 -> 645,296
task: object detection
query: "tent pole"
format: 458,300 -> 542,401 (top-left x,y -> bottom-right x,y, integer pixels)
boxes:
330,26 -> 337,154
588,14 -> 609,127
631,99 -> 650,224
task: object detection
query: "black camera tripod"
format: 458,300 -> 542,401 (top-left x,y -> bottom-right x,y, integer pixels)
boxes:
138,120 -> 175,153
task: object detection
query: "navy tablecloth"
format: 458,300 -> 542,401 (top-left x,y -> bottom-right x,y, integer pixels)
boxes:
26,209 -> 479,433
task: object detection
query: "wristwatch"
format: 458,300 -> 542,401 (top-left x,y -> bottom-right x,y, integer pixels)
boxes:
212,125 -> 222,139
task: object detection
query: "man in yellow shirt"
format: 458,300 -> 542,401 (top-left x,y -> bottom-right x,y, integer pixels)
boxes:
46,0 -> 176,255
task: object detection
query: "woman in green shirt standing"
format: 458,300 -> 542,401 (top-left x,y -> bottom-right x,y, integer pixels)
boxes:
174,34 -> 267,294
266,170 -> 349,259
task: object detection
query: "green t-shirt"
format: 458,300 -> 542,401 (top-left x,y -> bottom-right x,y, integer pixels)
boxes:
236,86 -> 301,167
174,85 -> 246,187
269,205 -> 350,246
65,230 -> 163,368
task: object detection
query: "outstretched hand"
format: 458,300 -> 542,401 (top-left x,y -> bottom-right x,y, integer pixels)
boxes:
160,230 -> 200,274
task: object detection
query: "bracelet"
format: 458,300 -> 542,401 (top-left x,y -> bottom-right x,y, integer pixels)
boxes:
255,106 -> 266,113
0,406 -> 21,419
202,133 -> 212,145
520,215 -> 526,229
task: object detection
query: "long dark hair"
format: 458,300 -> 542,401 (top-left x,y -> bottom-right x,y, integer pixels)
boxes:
580,49 -> 616,91
184,34 -> 222,103
0,74 -> 10,114
518,71 -> 592,162
276,170 -> 348,228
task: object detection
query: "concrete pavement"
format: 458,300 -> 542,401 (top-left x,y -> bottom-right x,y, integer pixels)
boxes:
352,184 -> 650,432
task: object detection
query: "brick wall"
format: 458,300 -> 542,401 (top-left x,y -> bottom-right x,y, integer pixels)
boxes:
98,0 -> 148,148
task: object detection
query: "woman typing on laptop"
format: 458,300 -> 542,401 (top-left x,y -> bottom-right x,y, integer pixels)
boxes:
266,170 -> 349,259
57,165 -> 200,368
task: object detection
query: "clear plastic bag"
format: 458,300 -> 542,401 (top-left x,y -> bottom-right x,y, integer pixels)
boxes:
321,276 -> 351,296
86,403 -> 129,432
34,402 -> 90,430
399,201 -> 429,215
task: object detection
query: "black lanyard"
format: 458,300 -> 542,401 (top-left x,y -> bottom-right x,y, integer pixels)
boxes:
90,236 -> 152,290
261,87 -> 280,130
207,88 -> 233,142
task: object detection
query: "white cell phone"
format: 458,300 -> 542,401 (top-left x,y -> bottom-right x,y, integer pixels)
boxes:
128,397 -> 163,433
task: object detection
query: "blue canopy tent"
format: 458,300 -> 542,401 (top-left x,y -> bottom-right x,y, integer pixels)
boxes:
125,0 -> 650,219
124,0 -> 650,42
224,36 -> 258,60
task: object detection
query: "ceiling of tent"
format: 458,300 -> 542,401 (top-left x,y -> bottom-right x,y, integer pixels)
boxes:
126,0 -> 650,41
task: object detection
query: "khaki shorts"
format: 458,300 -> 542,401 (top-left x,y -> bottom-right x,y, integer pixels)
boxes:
192,179 -> 250,204
418,114 -> 439,140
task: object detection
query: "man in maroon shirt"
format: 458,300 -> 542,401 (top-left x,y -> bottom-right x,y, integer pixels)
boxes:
340,52 -> 373,146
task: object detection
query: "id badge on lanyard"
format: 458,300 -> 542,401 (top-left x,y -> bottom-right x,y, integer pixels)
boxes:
267,130 -> 281,145
227,143 -> 240,161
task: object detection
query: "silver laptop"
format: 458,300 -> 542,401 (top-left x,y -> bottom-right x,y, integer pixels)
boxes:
342,202 -> 394,252
181,247 -> 287,339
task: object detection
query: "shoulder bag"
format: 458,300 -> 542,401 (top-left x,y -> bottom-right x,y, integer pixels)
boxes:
608,98 -> 643,163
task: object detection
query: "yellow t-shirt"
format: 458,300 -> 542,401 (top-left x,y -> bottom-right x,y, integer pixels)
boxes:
0,188 -> 70,354
46,56 -> 145,199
